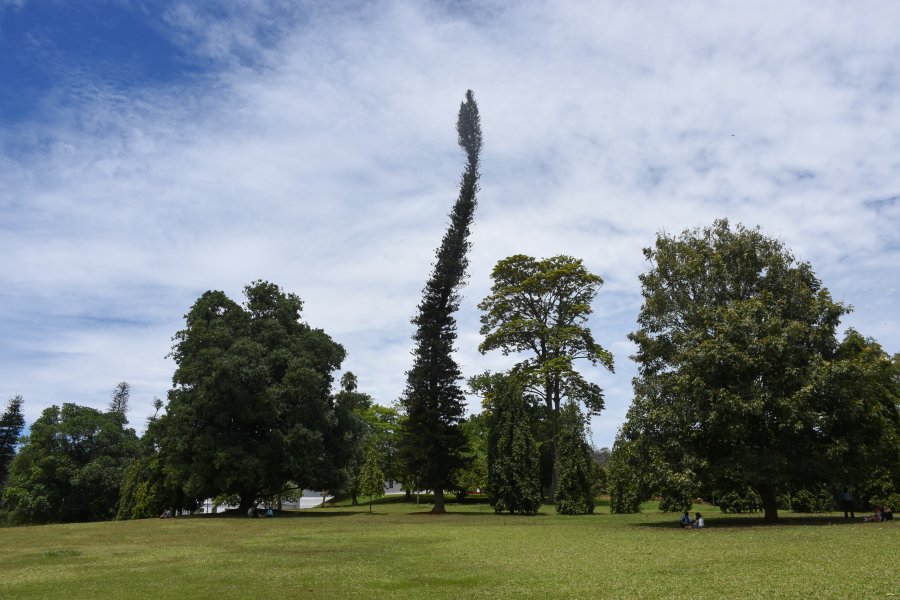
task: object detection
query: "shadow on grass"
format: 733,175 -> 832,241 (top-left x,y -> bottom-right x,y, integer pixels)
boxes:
189,509 -> 358,519
637,515 -> 869,529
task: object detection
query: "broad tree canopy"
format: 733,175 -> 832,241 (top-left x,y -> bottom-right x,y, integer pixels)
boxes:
159,281 -> 347,511
619,219 -> 900,520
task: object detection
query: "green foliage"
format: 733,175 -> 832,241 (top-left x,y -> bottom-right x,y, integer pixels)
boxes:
358,445 -> 385,513
157,281 -> 347,511
554,403 -> 594,514
0,394 -> 25,498
400,90 -> 481,513
590,446 -> 610,497
333,373 -> 374,505
454,412 -> 488,499
483,373 -> 541,515
607,435 -> 642,514
620,219 -> 900,520
788,487 -> 834,513
715,487 -> 762,514
478,254 -> 614,416
3,402 -> 138,523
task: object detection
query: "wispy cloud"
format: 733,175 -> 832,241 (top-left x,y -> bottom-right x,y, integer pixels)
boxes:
2,1 -> 898,446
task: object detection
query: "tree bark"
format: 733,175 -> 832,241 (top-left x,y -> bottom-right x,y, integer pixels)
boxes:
758,484 -> 779,522
431,487 -> 446,513
238,491 -> 256,513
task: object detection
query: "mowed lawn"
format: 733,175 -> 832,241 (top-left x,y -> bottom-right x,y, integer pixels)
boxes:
0,498 -> 897,599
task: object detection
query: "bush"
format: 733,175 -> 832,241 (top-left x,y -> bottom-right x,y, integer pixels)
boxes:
789,487 -> 833,513
716,488 -> 762,514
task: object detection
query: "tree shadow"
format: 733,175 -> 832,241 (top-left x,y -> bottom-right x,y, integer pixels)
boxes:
636,515 -> 871,529
194,509 -> 358,519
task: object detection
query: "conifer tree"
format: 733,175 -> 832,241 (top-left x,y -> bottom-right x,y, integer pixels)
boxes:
399,90 -> 482,513
554,402 -> 595,514
0,395 -> 25,494
485,374 -> 541,514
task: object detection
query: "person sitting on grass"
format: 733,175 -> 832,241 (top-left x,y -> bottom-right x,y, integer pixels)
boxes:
863,506 -> 883,522
882,505 -> 893,521
692,512 -> 704,528
679,512 -> 693,528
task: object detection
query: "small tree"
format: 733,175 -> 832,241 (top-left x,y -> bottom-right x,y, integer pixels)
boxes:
358,446 -> 385,513
554,402 -> 595,515
109,382 -> 130,419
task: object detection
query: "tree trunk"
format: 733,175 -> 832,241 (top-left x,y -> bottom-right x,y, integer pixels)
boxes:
431,487 -> 446,513
238,491 -> 256,513
758,484 -> 779,522
351,491 -> 359,506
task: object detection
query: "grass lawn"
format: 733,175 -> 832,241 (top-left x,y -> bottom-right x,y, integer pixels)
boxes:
0,497 -> 897,599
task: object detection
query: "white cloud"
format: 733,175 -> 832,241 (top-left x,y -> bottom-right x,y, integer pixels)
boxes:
2,1 -> 899,447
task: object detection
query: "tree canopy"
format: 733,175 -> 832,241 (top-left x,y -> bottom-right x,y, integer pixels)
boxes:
617,219 -> 899,520
3,402 -> 138,523
399,89 -> 482,514
158,281 -> 347,511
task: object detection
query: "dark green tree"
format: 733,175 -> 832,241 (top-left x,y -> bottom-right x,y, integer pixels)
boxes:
815,329 -> 900,506
333,372 -> 374,506
477,254 -> 613,501
399,90 -> 482,514
158,281 -> 347,512
483,373 -> 541,514
554,402 -> 595,514
3,403 -> 138,523
0,394 -> 25,497
453,412 -> 489,500
117,398 -> 189,520
607,434 -> 642,514
622,219 -> 897,521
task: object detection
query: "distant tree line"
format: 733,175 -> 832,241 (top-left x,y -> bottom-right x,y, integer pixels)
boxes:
2,92 -> 898,525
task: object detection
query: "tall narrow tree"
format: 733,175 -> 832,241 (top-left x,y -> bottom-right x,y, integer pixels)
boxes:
0,395 -> 25,494
399,90 -> 482,514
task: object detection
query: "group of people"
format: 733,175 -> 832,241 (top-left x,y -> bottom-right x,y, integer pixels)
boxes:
679,512 -> 704,528
842,489 -> 894,522
862,504 -> 894,522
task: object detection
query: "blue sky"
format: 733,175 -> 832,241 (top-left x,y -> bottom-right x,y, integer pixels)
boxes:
2,0 -> 898,448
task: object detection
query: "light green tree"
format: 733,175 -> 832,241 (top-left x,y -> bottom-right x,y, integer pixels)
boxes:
358,445 -> 385,514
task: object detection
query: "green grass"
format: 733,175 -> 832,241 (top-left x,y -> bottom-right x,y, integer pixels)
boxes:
1,497 -> 897,599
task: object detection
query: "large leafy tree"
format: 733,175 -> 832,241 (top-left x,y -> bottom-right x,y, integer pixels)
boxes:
482,373 -> 541,515
158,281 -> 347,511
620,219 -> 899,521
477,254 -> 613,500
399,90 -> 482,514
0,395 -> 25,497
3,402 -> 138,523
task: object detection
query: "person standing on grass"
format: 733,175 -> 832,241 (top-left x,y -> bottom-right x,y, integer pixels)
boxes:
692,513 -> 704,528
841,488 -> 855,519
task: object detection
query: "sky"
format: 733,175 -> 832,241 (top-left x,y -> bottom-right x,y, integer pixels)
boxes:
1,0 -> 898,449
